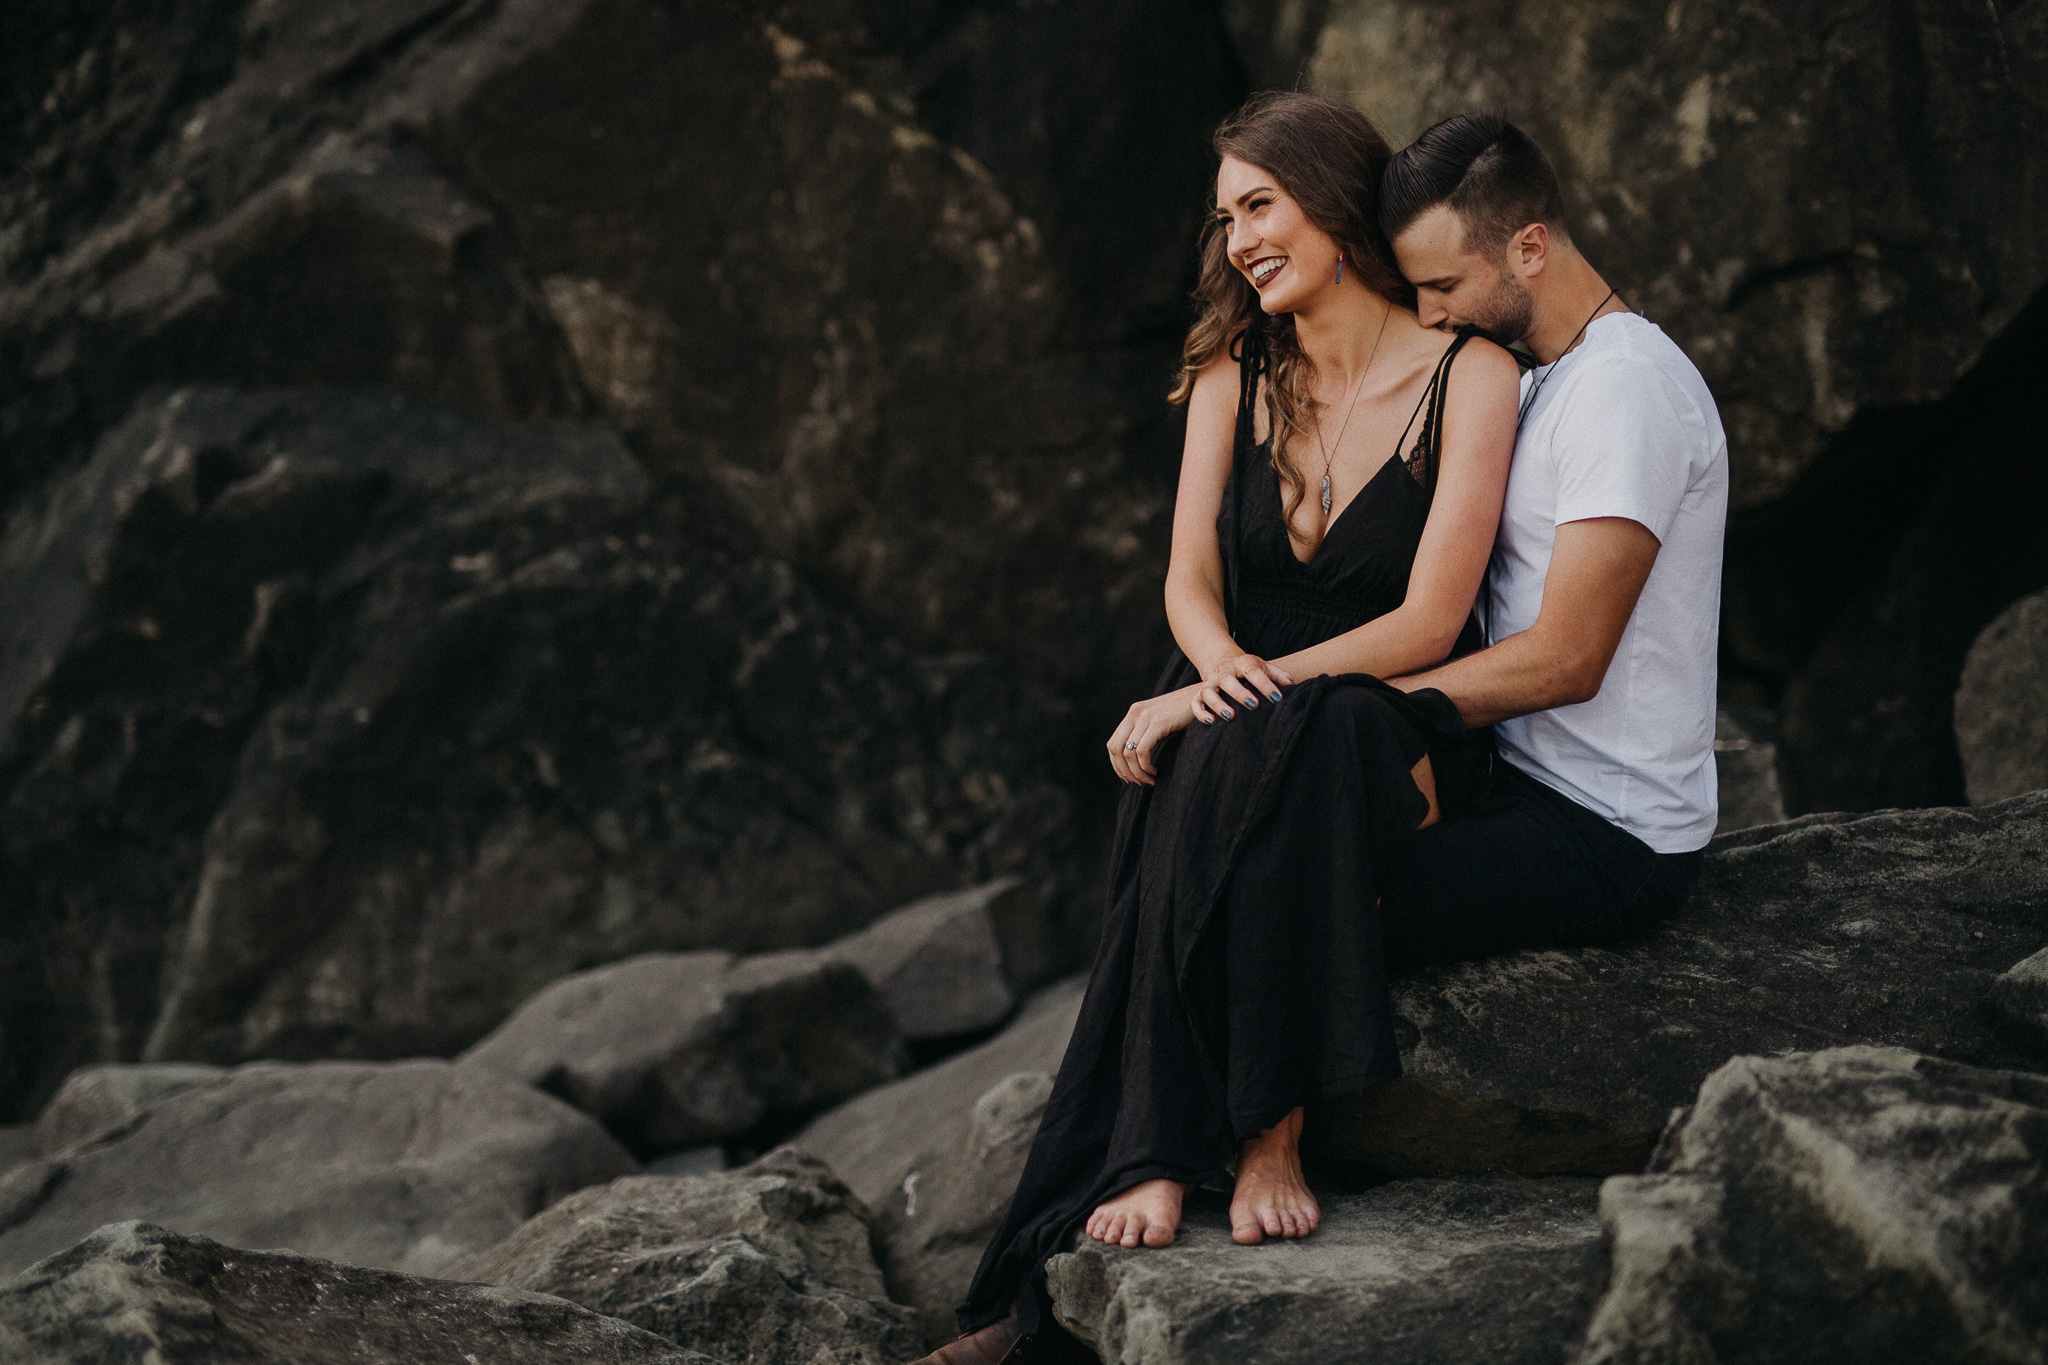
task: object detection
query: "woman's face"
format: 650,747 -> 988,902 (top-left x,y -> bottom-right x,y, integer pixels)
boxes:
1215,155 -> 1343,315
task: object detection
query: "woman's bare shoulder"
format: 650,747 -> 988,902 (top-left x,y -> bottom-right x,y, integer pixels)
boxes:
1450,333 -> 1524,394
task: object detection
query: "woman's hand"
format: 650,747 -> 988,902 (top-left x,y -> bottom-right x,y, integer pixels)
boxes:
1196,652 -> 1295,724
1108,684 -> 1205,785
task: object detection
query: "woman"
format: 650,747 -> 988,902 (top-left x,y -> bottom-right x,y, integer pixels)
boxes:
919,93 -> 1520,1364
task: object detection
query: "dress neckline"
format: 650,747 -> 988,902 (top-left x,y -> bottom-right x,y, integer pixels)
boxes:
1276,446 -> 1419,568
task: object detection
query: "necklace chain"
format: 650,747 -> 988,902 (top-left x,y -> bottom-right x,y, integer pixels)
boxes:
1518,288 -> 1618,424
1312,303 -> 1393,518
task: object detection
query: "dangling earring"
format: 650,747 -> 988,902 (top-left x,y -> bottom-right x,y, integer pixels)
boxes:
1336,256 -> 1344,285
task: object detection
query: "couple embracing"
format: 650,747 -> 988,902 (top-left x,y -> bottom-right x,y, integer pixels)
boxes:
912,93 -> 1728,1365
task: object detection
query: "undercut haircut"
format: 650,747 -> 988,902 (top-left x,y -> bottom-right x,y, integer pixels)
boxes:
1379,110 -> 1569,254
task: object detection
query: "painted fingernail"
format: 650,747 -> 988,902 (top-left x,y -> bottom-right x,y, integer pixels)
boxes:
1245,696 -> 1259,709
1269,691 -> 1283,702
1201,717 -> 1213,725
1221,708 -> 1234,719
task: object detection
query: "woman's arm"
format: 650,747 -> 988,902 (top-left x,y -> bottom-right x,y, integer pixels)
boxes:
1107,347 -> 1265,785
1162,348 -> 1254,680
1273,337 -> 1519,682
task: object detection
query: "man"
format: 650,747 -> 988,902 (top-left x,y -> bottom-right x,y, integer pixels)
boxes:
1377,109 -> 1729,960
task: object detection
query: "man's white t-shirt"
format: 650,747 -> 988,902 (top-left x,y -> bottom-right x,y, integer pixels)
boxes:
1488,311 -> 1728,854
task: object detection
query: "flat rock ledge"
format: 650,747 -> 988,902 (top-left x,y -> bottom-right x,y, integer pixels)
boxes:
0,1221 -> 717,1365
1312,793 -> 2048,1176
1046,1177 -> 1603,1365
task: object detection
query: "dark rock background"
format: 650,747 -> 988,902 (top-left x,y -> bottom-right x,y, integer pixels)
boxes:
2,0 -> 2046,1120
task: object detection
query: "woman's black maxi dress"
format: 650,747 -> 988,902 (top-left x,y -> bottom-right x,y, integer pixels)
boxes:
959,329 -> 1492,1335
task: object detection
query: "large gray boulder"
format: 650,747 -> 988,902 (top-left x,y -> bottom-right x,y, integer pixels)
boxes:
828,878 -> 1044,1042
458,951 -> 908,1154
1582,1047 -> 2048,1365
1311,793 -> 2048,1176
1046,1177 -> 1603,1365
0,1059 -> 635,1279
449,1148 -> 921,1365
0,1221 -> 715,1365
796,976 -> 1083,1344
31,1064 -> 225,1155
1956,588 -> 2048,805
0,385 -> 1079,1113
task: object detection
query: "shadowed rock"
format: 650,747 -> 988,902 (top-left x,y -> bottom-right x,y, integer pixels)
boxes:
0,1221 -> 717,1365
1310,793 -> 2048,1175
1046,1177 -> 1603,1365
0,1059 -> 635,1280
449,1148 -> 919,1365
1992,948 -> 2048,1048
1582,1047 -> 2048,1365
459,952 -> 908,1154
796,976 -> 1082,1345
1956,588 -> 2048,805
0,385 -> 1077,1112
827,877 -> 1052,1042
1712,708 -> 1786,835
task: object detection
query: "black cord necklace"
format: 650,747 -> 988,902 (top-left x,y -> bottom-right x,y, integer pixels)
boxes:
1517,288 -> 1619,425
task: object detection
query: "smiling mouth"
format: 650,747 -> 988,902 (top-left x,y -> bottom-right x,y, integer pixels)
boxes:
1249,256 -> 1286,288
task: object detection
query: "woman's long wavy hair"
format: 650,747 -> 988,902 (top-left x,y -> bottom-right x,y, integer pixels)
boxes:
1171,93 -> 1414,544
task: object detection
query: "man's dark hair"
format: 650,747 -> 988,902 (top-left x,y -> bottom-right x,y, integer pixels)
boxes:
1379,110 -> 1569,253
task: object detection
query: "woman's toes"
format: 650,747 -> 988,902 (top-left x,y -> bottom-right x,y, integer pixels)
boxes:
1120,1214 -> 1144,1248
1141,1218 -> 1175,1248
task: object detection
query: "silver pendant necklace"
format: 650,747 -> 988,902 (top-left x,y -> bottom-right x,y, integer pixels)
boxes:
1314,303 -> 1392,517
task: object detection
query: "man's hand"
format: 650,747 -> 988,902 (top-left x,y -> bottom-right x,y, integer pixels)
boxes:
1395,517 -> 1660,727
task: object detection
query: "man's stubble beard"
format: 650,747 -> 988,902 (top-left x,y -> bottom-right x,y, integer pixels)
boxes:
1463,270 -> 1535,344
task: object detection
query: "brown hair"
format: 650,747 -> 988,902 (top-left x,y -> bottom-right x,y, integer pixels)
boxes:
1170,92 -> 1412,543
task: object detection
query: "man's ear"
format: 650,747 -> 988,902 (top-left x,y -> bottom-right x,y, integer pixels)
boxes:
1506,222 -> 1550,280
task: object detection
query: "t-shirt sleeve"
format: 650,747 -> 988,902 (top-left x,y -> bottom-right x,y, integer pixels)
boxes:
1547,357 -> 1706,544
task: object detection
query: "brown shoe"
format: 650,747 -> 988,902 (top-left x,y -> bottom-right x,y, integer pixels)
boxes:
905,1314 -> 1022,1365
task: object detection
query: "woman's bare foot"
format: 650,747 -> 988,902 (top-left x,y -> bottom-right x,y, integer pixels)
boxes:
1086,1178 -> 1189,1248
1230,1107 -> 1320,1245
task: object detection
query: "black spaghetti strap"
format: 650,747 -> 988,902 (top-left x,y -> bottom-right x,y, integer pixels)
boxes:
1398,325 -> 1483,500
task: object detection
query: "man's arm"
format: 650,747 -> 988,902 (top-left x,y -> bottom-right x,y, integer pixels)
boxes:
1393,517 -> 1660,726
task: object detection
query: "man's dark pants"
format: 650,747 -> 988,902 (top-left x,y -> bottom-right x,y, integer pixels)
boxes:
1378,760 -> 1704,969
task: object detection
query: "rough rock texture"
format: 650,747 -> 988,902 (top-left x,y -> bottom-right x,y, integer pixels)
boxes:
0,0 -> 1241,695
31,1064 -> 225,1155
1957,588 -> 2048,805
1047,1177 -> 1604,1365
0,385 -> 1078,1114
0,1221 -> 714,1365
449,1148 -> 920,1365
1309,793 -> 2048,1176
1992,948 -> 2048,1048
1712,708 -> 1785,835
459,951 -> 907,1154
0,1059 -> 635,1279
797,976 -> 1083,1343
1582,1048 -> 2048,1365
828,877 -> 1038,1042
